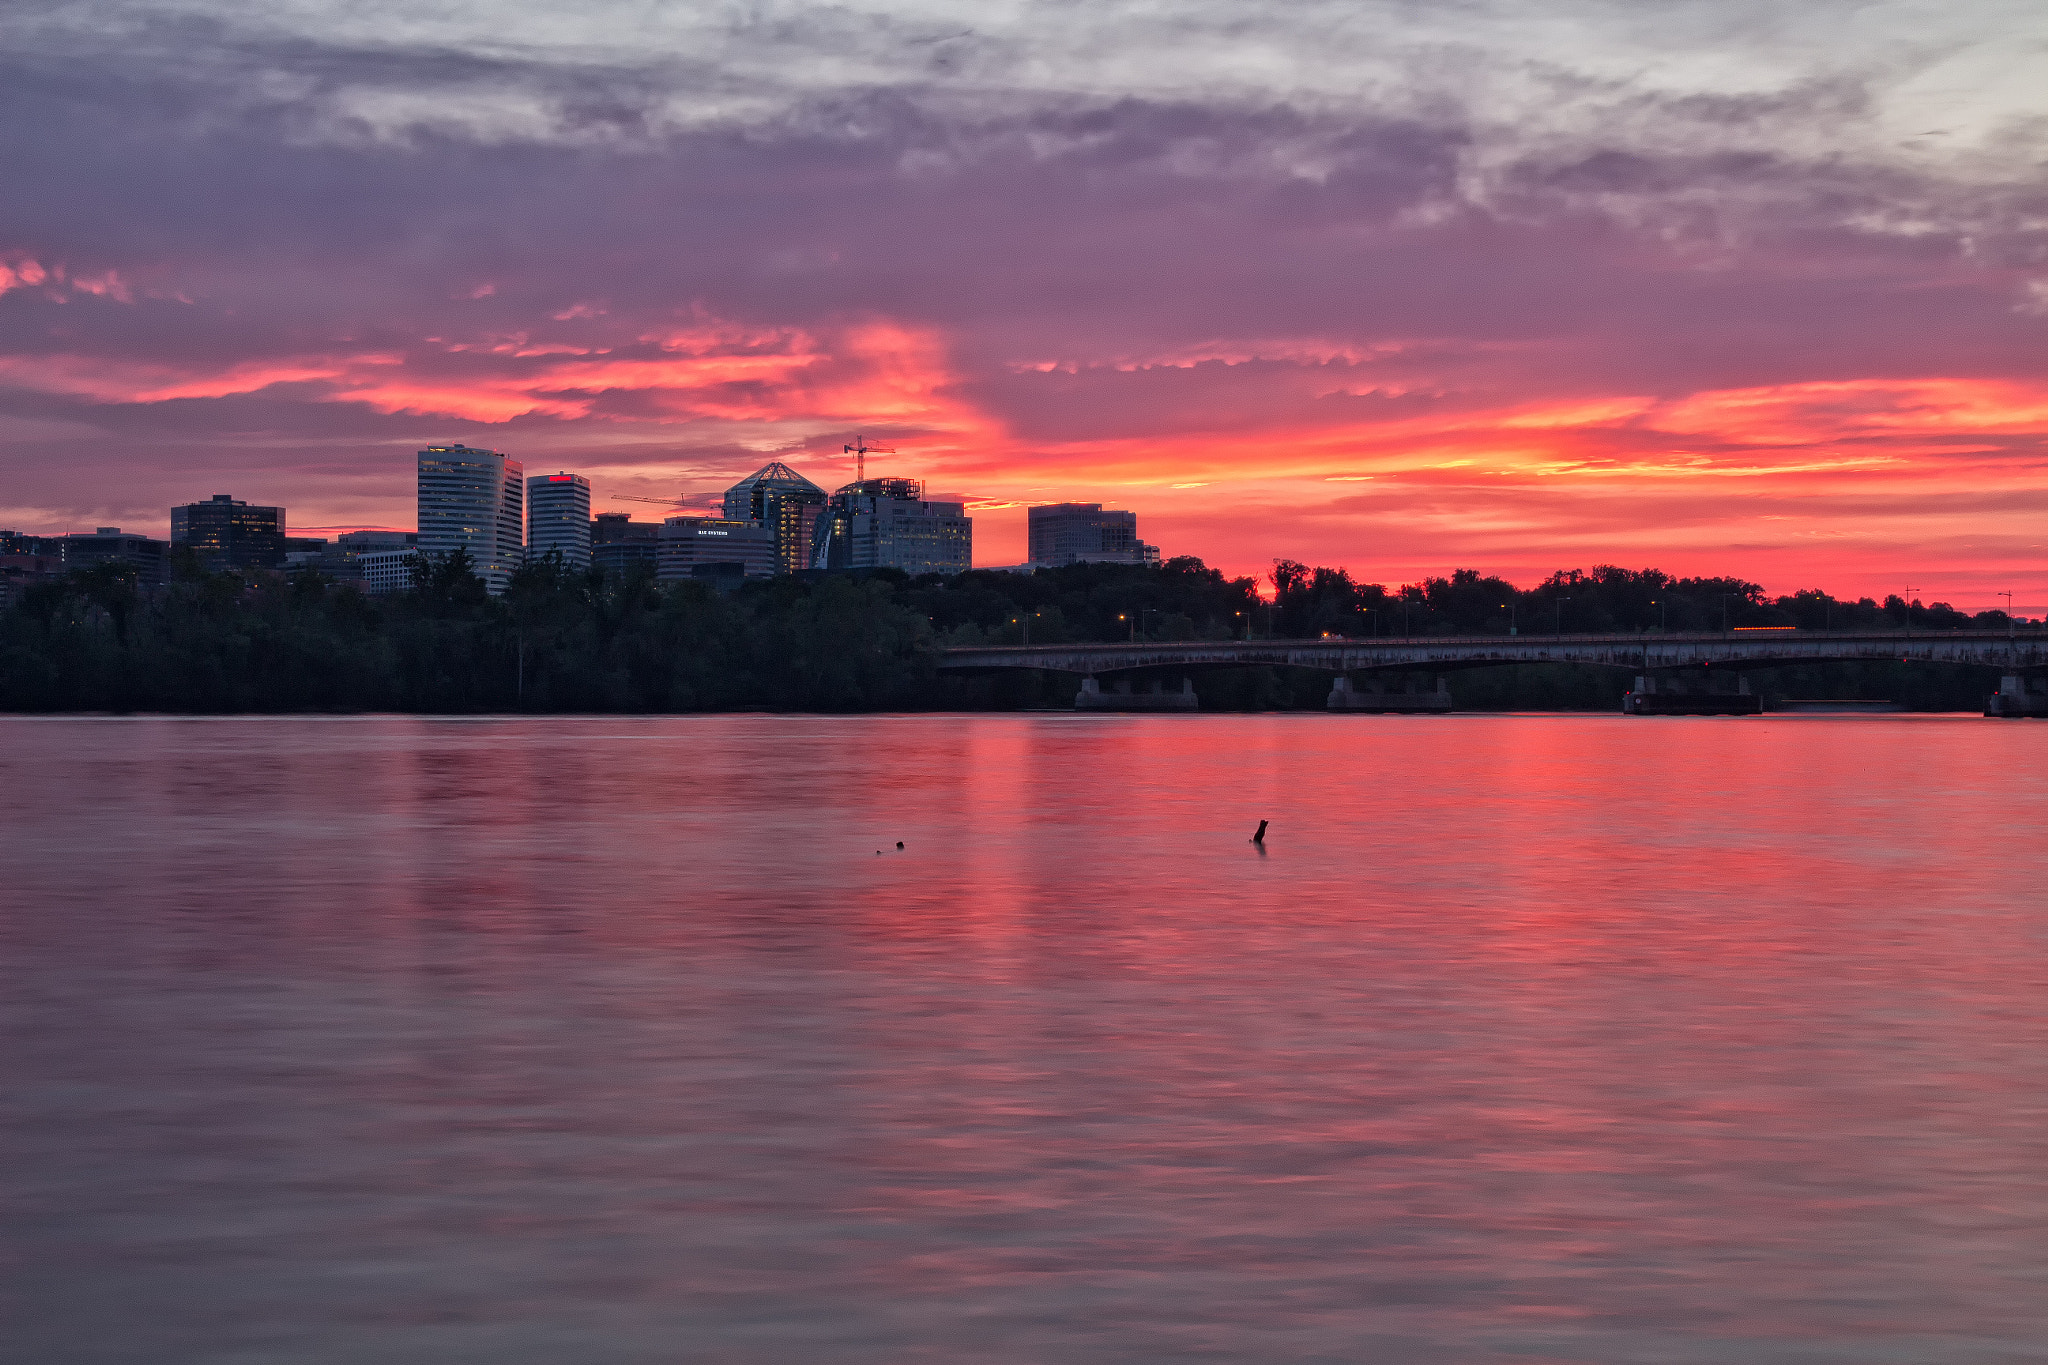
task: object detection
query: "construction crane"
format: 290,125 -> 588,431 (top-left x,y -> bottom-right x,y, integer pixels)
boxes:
844,435 -> 895,483
601,494 -> 725,518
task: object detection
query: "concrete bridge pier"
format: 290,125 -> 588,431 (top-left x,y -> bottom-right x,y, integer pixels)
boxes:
1986,674 -> 2048,718
1075,675 -> 1199,711
1328,673 -> 1453,713
1623,669 -> 1760,716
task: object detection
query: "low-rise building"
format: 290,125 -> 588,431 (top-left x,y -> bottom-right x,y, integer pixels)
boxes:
356,550 -> 417,596
0,530 -> 66,558
311,530 -> 417,587
0,551 -> 63,609
591,513 -> 661,578
658,517 -> 775,582
64,528 -> 168,582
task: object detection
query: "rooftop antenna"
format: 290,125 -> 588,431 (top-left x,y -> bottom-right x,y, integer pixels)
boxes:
843,434 -> 895,484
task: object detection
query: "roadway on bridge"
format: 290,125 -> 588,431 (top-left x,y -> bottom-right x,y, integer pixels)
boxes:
937,630 -> 2048,676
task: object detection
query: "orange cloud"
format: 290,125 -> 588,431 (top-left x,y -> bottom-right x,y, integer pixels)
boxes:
7,309 -> 2045,611
0,352 -> 377,403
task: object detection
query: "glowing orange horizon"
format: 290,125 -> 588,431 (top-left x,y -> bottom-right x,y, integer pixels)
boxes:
3,316 -> 2043,614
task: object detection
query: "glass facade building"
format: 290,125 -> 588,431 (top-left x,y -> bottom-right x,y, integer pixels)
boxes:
170,494 -> 286,571
417,444 -> 524,595
812,478 -> 972,576
1027,503 -> 1159,567
527,472 -> 592,569
722,461 -> 827,576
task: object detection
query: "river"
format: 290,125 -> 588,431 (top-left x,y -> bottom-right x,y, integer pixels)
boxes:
6,713 -> 2046,1363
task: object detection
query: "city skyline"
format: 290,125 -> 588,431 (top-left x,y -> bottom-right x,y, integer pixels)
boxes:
2,2 -> 2044,610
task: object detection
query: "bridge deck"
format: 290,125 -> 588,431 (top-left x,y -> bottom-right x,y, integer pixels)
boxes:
938,630 -> 2048,675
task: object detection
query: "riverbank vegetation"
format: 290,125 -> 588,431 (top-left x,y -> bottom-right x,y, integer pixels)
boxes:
0,551 -> 2020,712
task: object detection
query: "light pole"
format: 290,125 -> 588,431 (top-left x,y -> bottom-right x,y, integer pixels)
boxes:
1903,586 -> 1921,639
1555,595 -> 1571,635
1651,598 -> 1666,632
2000,591 -> 2015,641
1501,601 -> 1517,635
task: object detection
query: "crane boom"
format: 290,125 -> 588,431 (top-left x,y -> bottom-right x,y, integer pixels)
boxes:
843,434 -> 895,483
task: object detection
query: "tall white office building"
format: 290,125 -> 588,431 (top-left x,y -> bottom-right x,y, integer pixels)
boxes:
417,444 -> 524,594
526,472 -> 592,569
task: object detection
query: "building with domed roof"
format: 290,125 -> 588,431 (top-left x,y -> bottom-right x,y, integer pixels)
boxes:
721,461 -> 828,576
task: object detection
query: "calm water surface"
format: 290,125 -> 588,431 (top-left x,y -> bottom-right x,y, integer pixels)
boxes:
5,713 -> 2047,1364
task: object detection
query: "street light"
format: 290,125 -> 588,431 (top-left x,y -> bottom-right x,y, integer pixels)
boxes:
1500,601 -> 1517,635
1117,608 -> 1156,643
2000,591 -> 2015,641
1555,595 -> 1571,636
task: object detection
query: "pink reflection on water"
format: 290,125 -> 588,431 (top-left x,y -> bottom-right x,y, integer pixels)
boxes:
4,713 -> 2047,1362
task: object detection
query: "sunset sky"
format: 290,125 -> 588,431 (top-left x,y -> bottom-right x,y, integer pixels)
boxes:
3,0 -> 2044,606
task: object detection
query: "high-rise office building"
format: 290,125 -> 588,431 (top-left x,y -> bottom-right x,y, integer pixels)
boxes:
170,494 -> 286,570
722,462 -> 827,576
417,444 -> 524,594
527,472 -> 592,568
1027,503 -> 1159,567
812,478 -> 972,576
658,517 -> 776,582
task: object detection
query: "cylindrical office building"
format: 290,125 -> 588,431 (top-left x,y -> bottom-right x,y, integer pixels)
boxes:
417,444 -> 524,595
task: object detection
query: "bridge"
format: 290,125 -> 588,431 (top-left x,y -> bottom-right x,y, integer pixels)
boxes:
936,630 -> 2048,715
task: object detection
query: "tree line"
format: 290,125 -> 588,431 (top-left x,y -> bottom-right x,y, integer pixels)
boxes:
0,549 -> 2021,712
